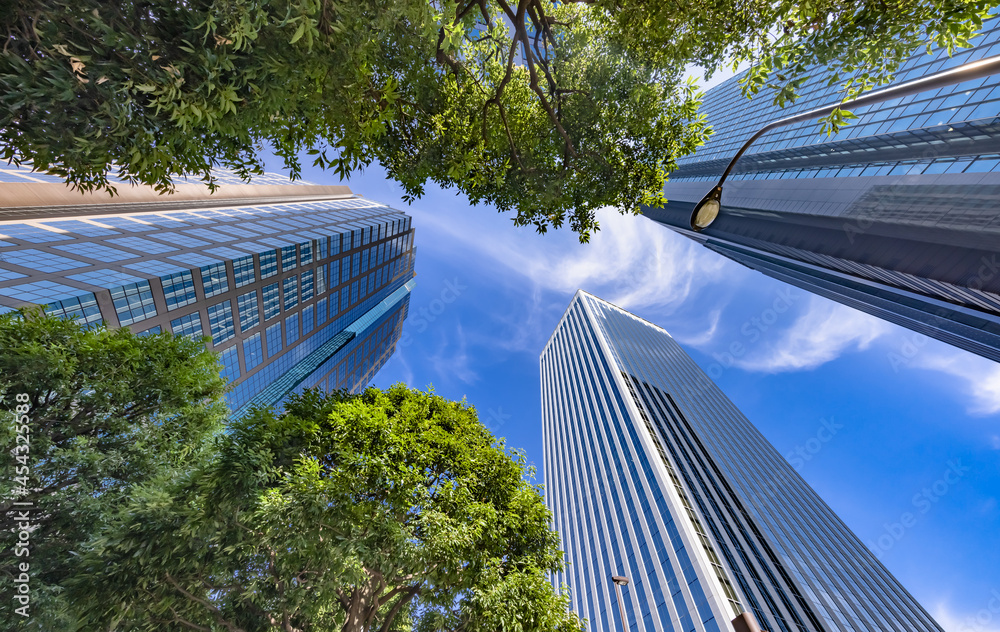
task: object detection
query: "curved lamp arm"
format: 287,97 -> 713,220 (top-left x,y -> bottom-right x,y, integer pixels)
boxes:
689,54 -> 1000,231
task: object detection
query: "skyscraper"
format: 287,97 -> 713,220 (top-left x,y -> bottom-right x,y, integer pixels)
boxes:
646,17 -> 1000,363
540,290 -> 941,632
0,166 -> 415,413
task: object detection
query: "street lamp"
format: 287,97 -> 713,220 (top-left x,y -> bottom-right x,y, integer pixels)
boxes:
611,575 -> 630,632
689,54 -> 1000,232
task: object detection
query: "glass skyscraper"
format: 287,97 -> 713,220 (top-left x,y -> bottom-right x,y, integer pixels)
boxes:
541,291 -> 941,632
646,17 -> 1000,363
0,166 -> 415,413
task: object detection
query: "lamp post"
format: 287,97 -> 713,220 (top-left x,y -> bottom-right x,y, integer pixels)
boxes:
611,575 -> 630,632
689,54 -> 1000,232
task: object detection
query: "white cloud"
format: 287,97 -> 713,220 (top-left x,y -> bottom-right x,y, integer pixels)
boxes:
411,189 -> 1000,410
733,296 -> 891,373
672,307 -> 722,348
427,323 -> 478,386
933,601 -> 1000,632
414,205 -> 736,314
907,349 -> 1000,416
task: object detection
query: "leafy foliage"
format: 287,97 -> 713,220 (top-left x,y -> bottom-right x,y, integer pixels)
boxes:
2,1 -> 992,239
71,385 -> 582,632
0,309 -> 227,629
599,0 -> 995,132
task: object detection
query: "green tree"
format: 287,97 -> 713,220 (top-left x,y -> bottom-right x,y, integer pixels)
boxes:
71,386 -> 582,632
2,1 -> 991,240
0,309 -> 227,628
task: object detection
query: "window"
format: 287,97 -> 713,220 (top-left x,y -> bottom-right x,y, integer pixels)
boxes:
139,325 -> 161,336
350,281 -> 358,305
285,314 -> 299,344
283,275 -> 298,310
300,241 -> 313,264
201,262 -> 230,298
0,248 -> 88,273
233,255 -> 255,287
170,312 -> 204,340
316,297 -> 327,324
341,258 -> 351,283
318,237 -> 328,260
331,260 -> 341,286
207,301 -> 235,345
301,269 -> 315,302
111,281 -> 157,325
149,232 -> 209,248
262,283 -> 280,320
331,233 -> 341,255
45,294 -> 103,328
316,265 -> 326,295
265,322 -> 282,357
260,250 -> 278,278
351,252 -> 360,277
281,245 -> 297,272
219,346 -> 240,383
361,249 -> 369,273
302,305 -> 314,334
237,291 -> 260,332
340,290 -> 349,312
162,271 -> 197,310
53,243 -> 136,263
243,333 -> 264,371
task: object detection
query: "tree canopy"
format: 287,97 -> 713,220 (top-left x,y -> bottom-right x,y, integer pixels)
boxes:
70,385 -> 582,632
0,309 -> 227,628
1,0 -> 993,240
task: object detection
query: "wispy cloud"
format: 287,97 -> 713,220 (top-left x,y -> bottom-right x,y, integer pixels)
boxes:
427,322 -> 478,386
933,600 -> 1000,632
414,205 -> 736,313
412,190 -> 1000,413
733,296 -> 891,373
908,349 -> 1000,416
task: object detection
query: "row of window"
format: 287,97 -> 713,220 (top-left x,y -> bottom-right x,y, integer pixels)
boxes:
676,154 -> 1000,183
682,20 -> 1000,164
106,230 -> 409,329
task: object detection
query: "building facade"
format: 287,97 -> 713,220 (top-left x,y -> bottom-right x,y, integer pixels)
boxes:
0,167 -> 415,412
541,291 -> 941,632
647,17 -> 1000,363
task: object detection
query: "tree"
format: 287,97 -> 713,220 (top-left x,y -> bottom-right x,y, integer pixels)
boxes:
70,386 -> 583,632
0,309 -> 227,628
1,1 -> 992,241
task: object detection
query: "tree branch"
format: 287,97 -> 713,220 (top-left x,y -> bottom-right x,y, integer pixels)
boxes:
163,573 -> 247,632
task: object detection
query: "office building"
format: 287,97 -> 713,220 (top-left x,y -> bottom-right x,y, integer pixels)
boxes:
541,291 -> 941,632
0,166 -> 415,413
646,17 -> 1000,363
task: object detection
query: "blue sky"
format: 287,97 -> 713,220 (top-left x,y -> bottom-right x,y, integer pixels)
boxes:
261,146 -> 1000,631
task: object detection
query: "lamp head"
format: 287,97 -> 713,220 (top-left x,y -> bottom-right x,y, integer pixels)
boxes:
612,576 -> 629,586
690,185 -> 723,231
